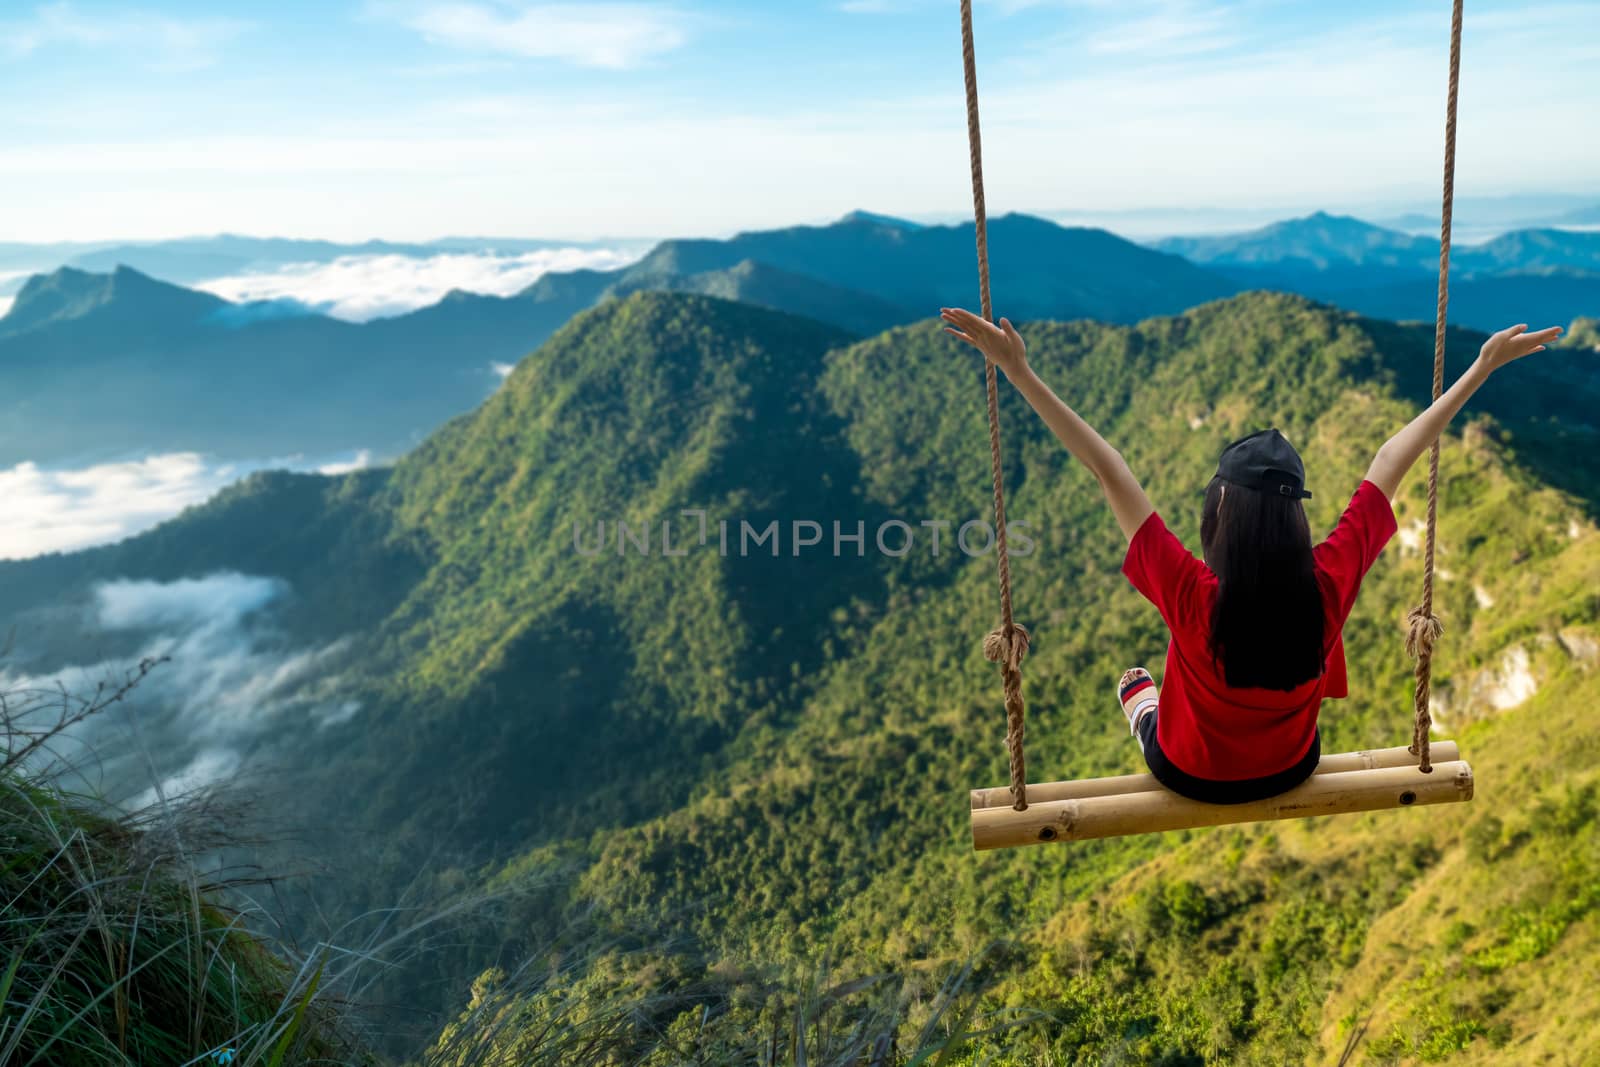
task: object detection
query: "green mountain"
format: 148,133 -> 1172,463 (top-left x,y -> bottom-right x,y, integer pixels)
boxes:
2,289 -> 1597,1062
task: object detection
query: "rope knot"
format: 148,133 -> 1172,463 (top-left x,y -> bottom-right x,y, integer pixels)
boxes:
1404,606 -> 1444,660
983,623 -> 1030,671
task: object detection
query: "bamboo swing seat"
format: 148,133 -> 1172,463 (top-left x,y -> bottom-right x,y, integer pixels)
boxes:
970,744 -> 1473,850
953,0 -> 1474,849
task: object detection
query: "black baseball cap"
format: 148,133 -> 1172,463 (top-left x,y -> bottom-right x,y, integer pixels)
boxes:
1215,428 -> 1313,500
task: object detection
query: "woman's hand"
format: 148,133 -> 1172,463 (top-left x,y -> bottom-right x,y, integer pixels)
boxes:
1479,323 -> 1563,373
940,306 -> 1028,379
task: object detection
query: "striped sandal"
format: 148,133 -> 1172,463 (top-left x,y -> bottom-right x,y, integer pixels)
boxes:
1118,667 -> 1158,737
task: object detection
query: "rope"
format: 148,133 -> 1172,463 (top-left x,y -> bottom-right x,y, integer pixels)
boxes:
960,0 -> 1029,811
1406,0 -> 1464,775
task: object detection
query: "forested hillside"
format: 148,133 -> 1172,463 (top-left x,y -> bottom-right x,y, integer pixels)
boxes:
2,290 -> 1595,1062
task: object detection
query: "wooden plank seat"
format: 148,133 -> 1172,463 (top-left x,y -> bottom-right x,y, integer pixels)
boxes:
970,743 -> 1472,850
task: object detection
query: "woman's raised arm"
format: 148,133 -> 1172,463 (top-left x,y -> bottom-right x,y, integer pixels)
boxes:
1365,322 -> 1563,500
940,307 -> 1155,541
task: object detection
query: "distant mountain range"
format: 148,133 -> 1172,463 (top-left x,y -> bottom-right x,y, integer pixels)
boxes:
0,209 -> 1594,467
0,213 -> 1235,465
1155,211 -> 1600,328
1159,212 -> 1442,277
1557,204 -> 1600,226
1158,211 -> 1600,277
5,201 -> 1593,287
0,266 -> 495,466
1373,192 -> 1600,233
0,233 -> 647,288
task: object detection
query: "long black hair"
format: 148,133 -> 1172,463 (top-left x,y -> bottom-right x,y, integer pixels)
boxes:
1200,474 -> 1325,690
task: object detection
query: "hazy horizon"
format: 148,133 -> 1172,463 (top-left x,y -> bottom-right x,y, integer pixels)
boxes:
4,1 -> 1596,242
3,194 -> 1595,249
2,196 -> 1595,323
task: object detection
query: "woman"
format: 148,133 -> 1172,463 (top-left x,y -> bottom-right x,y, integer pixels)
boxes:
938,306 -> 1562,803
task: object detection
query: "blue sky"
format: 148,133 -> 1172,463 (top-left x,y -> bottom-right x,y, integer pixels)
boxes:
2,0 -> 1597,241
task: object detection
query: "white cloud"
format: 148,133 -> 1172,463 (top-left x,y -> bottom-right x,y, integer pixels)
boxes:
0,268 -> 37,319
95,573 -> 284,631
0,454 -> 234,559
317,449 -> 373,475
4,571 -> 360,807
193,247 -> 642,322
2,2 -> 251,71
380,1 -> 694,69
134,746 -> 242,805
0,450 -> 381,560
491,362 -> 516,379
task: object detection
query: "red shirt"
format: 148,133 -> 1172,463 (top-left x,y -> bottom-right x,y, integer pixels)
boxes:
1121,479 -> 1398,780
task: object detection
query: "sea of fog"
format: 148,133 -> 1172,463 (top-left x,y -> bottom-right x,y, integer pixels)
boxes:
0,246 -> 645,324
192,246 -> 644,322
1,569 -> 362,809
0,244 -> 645,559
0,246 -> 646,804
0,449 -> 374,560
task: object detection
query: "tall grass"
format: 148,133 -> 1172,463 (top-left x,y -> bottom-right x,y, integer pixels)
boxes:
0,661 -> 376,1066
2,759 -> 1037,1067
2,663 -> 1042,1067
420,939 -> 1046,1066
0,773 -> 379,1065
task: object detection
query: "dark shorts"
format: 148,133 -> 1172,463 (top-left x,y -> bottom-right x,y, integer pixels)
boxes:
1137,710 -> 1321,804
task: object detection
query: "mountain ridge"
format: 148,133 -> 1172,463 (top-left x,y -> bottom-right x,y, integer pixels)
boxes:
0,214 -> 1242,465
1155,212 -> 1600,333
1,264 -> 228,338
1156,211 -> 1437,273
1158,211 -> 1600,277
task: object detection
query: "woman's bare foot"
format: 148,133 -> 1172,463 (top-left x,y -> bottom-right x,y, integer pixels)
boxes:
1118,667 -> 1158,737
